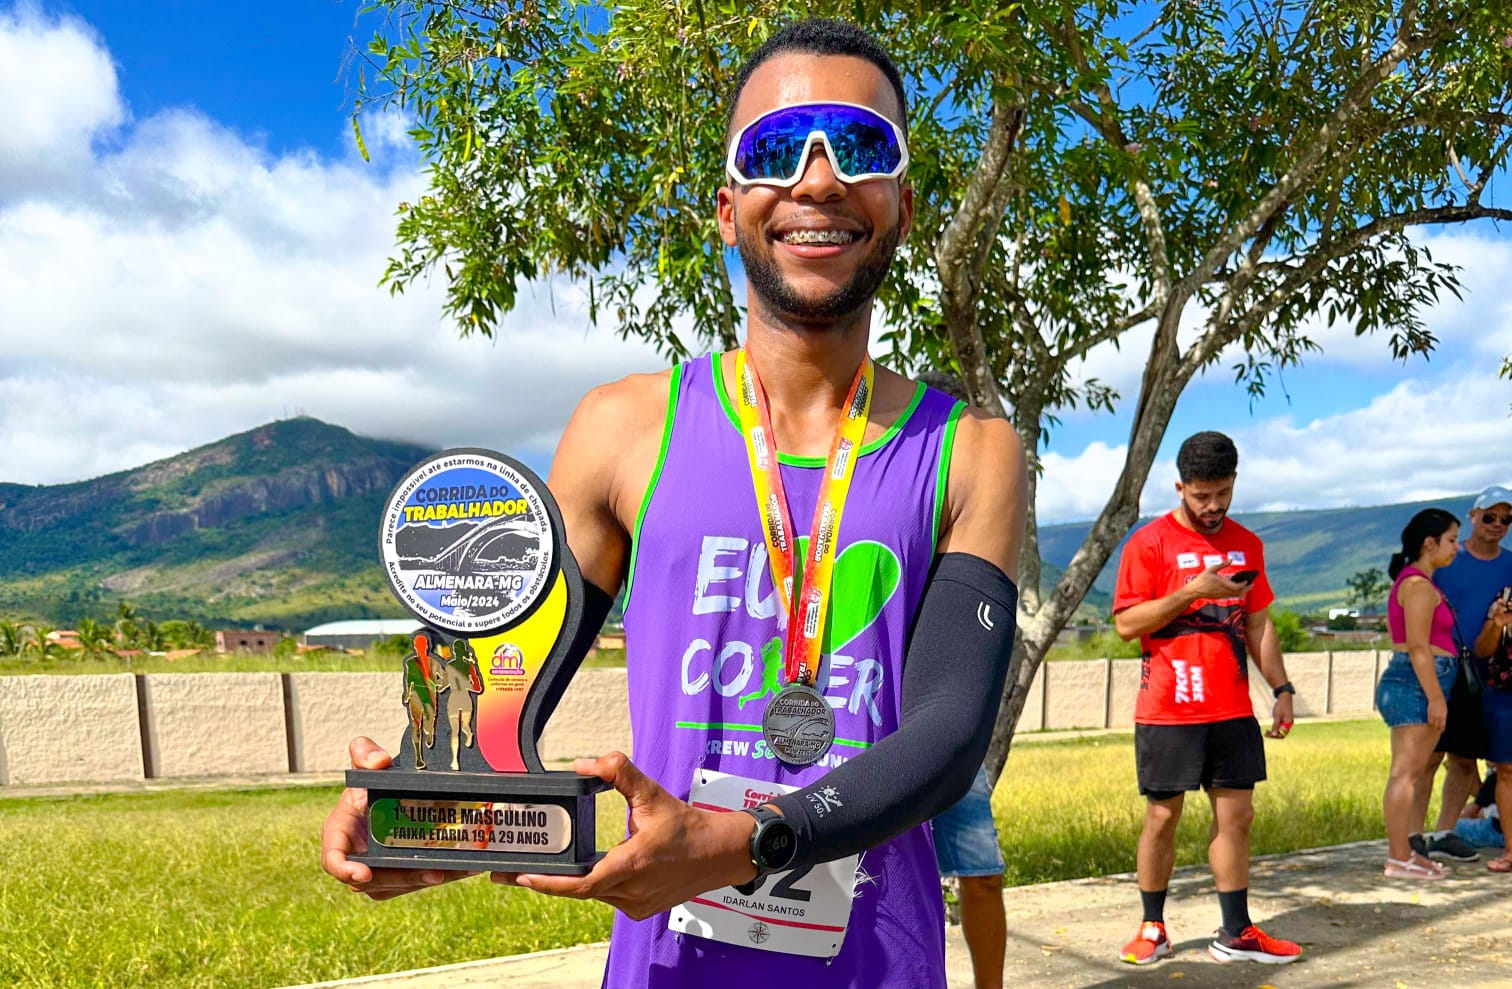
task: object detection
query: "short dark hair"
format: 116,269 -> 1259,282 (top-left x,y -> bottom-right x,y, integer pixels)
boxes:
1176,431 -> 1238,482
726,19 -> 909,138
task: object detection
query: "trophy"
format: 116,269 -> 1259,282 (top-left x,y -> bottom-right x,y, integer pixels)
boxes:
347,449 -> 609,875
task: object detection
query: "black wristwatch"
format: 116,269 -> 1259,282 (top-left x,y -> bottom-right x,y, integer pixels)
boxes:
1273,681 -> 1296,699
733,806 -> 797,895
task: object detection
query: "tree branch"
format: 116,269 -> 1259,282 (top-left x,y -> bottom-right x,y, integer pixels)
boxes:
1184,200 -> 1512,376
1178,1 -> 1439,300
935,95 -> 1026,410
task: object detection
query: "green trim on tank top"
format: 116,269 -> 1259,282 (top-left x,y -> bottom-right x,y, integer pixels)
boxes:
710,352 -> 926,466
622,363 -> 683,613
932,401 -> 966,553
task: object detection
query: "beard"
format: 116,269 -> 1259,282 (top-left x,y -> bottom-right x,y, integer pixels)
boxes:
737,223 -> 899,323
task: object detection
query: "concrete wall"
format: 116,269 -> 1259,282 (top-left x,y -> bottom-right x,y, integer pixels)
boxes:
539,668 -> 632,761
1045,659 -> 1111,731
1108,660 -> 1142,729
141,673 -> 286,778
286,673 -> 405,773
1330,651 -> 1381,716
0,675 -> 142,785
0,654 -> 1394,787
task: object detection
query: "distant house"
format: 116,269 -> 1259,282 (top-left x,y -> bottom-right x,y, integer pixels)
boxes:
214,630 -> 280,654
302,619 -> 421,651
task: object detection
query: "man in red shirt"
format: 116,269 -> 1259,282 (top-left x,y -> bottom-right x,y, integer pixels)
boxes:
1112,431 -> 1301,967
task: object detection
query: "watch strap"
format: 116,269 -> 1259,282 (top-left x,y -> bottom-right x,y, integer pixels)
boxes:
734,806 -> 787,895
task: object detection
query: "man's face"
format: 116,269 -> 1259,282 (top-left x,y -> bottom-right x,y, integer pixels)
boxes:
1176,476 -> 1235,534
717,53 -> 913,324
1471,502 -> 1511,543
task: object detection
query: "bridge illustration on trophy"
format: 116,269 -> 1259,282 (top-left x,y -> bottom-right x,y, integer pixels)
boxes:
349,448 -> 610,875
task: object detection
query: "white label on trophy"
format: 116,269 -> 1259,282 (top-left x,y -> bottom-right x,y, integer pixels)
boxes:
370,799 -> 572,854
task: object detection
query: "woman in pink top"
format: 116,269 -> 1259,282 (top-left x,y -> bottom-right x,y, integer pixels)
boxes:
1375,508 -> 1461,879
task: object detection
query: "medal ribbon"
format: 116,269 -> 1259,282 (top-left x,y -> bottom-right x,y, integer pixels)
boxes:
734,350 -> 874,687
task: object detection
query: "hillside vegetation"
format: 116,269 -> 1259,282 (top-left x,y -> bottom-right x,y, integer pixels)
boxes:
0,418 -> 428,629
0,417 -> 1468,629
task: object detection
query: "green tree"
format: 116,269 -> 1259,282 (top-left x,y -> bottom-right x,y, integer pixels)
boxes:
75,618 -> 117,660
356,1 -> 1512,781
159,619 -> 214,650
1347,567 -> 1390,613
0,619 -> 22,658
1271,609 -> 1311,652
20,623 -> 66,662
114,602 -> 142,651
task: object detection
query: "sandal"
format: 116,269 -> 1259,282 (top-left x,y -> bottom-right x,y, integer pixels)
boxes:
1488,857 -> 1512,874
1384,853 -> 1445,879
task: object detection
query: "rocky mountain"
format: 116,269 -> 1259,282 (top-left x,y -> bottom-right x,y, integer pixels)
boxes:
0,415 -> 1480,630
0,418 -> 432,629
1039,493 -> 1481,614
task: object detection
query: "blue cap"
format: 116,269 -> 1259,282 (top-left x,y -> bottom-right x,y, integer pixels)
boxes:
1472,485 -> 1512,511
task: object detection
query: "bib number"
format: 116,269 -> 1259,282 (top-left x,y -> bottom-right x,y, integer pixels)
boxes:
668,770 -> 858,958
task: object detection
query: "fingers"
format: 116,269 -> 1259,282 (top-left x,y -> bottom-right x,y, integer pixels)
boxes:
350,736 -> 393,770
350,868 -> 479,899
496,834 -> 641,901
321,788 -> 372,885
575,752 -> 663,807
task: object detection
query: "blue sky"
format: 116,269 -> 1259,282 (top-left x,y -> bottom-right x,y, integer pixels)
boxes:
2,3 -> 1510,524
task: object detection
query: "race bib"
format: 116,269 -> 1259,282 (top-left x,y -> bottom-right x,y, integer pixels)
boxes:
668,769 -> 858,958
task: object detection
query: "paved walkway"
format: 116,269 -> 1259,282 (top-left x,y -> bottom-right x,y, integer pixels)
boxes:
285,839 -> 1512,989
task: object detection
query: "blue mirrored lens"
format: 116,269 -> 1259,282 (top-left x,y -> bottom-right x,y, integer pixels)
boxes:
733,104 -> 902,181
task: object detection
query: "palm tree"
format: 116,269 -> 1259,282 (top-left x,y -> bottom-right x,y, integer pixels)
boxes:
21,623 -> 65,662
114,602 -> 142,650
0,619 -> 22,658
75,619 -> 117,660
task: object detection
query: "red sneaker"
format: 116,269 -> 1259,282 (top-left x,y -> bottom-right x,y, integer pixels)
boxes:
1121,921 -> 1173,965
1208,924 -> 1302,964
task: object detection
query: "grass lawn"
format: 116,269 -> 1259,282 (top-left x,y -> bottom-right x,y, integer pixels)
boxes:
0,719 -> 1401,987
993,718 -> 1399,885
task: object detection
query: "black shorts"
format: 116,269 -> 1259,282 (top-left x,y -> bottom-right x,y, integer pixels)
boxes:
1436,676 -> 1489,759
1135,717 -> 1267,799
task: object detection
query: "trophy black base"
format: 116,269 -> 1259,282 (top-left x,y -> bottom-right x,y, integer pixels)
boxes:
347,769 -> 612,875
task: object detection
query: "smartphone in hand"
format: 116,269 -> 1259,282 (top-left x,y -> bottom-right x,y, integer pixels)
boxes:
1229,569 -> 1259,584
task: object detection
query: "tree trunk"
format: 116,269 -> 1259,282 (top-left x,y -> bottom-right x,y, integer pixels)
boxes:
985,346 -> 1192,787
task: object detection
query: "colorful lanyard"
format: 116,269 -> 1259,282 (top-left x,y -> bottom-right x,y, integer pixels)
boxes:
734,349 -> 874,687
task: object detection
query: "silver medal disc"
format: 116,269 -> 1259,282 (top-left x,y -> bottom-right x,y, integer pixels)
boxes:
761,683 -> 836,766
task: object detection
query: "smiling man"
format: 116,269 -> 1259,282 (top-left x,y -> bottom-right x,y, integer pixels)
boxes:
1420,485 -> 1512,862
322,19 -> 1027,989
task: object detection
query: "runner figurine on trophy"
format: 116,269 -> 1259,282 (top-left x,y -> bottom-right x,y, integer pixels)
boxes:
348,448 -> 610,875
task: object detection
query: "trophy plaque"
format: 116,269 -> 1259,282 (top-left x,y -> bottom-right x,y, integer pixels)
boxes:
347,448 -> 609,875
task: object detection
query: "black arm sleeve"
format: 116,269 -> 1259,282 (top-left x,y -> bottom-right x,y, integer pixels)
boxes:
768,552 -> 1017,868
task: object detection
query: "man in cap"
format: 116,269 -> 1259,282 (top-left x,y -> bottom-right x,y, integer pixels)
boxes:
1420,485 -> 1512,862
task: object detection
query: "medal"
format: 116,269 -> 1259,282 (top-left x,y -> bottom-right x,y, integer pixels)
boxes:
761,682 -> 837,767
735,350 -> 873,765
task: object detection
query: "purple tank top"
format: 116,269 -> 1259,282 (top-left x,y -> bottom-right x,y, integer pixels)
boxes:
603,354 -> 964,989
1388,565 -> 1457,654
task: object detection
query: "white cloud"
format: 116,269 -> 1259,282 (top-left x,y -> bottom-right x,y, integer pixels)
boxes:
0,10 -> 666,487
1035,366 -> 1512,525
1055,226 -> 1512,427
0,5 -> 124,195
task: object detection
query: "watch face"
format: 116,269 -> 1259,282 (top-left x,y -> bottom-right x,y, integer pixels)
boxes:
756,821 -> 796,870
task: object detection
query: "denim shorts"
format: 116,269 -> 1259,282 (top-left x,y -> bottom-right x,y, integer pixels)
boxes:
1454,814 -> 1504,850
1483,688 -> 1512,764
930,765 -> 1005,878
1375,651 -> 1457,728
